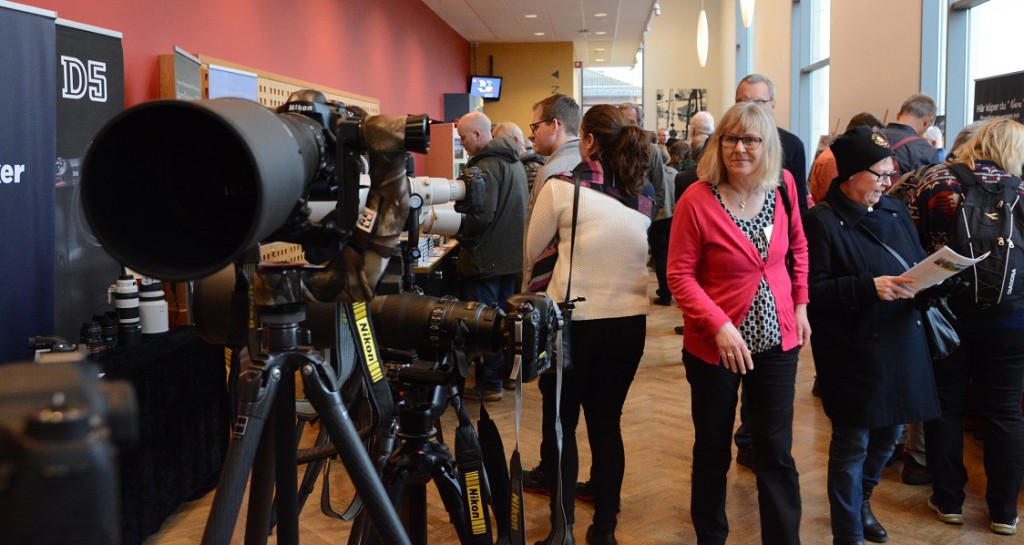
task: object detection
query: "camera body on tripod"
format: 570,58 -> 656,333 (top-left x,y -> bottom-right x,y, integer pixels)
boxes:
0,362 -> 137,545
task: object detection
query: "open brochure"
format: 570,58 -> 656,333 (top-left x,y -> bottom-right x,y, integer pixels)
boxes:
903,245 -> 989,291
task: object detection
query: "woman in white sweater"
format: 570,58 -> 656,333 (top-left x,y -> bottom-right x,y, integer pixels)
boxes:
525,104 -> 657,545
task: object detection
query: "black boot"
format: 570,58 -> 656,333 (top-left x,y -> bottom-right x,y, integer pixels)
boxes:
861,489 -> 888,543
833,539 -> 866,545
585,524 -> 617,545
535,524 -> 574,545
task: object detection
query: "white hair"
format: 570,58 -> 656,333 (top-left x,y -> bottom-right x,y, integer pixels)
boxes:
924,125 -> 943,148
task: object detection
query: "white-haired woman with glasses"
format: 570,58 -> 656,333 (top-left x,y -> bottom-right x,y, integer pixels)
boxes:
667,102 -> 810,545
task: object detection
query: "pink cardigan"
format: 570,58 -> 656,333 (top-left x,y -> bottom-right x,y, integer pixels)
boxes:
667,170 -> 809,365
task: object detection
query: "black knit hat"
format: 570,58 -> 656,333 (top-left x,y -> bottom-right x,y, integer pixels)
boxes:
830,126 -> 894,182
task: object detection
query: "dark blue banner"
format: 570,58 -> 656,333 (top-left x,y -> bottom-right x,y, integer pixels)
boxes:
0,4 -> 57,364
54,20 -> 125,342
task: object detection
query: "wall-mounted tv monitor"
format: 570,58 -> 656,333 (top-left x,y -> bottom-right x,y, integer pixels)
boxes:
469,75 -> 502,101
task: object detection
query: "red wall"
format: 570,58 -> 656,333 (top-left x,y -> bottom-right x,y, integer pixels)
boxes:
26,0 -> 469,119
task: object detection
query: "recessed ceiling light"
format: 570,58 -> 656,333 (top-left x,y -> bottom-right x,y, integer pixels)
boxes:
595,31 -> 607,35
595,12 -> 608,17
595,47 -> 606,52
524,14 -> 538,18
534,32 -> 545,36
595,58 -> 605,62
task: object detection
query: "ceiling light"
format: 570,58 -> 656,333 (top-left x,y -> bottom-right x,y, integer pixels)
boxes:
595,12 -> 607,17
595,31 -> 607,35
697,3 -> 709,67
595,47 -> 606,52
595,58 -> 605,62
534,32 -> 545,36
524,14 -> 538,19
740,0 -> 755,28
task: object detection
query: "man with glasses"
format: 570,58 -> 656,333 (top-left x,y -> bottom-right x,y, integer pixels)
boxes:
736,73 -> 809,211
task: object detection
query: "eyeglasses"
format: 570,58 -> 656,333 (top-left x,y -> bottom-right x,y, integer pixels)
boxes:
865,168 -> 898,183
721,135 -> 763,150
530,118 -> 554,133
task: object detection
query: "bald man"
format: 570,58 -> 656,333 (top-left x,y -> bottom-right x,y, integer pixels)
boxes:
455,111 -> 528,401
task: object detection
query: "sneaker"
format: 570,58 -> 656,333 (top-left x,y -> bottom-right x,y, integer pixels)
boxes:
991,517 -> 1019,535
463,387 -> 503,402
736,448 -> 756,471
900,454 -> 933,485
927,497 -> 964,525
521,466 -> 551,496
575,480 -> 595,503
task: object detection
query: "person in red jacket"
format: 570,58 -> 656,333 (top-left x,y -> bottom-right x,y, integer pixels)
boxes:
667,102 -> 811,545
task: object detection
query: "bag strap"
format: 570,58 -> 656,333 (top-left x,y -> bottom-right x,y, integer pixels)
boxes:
777,172 -> 796,269
891,135 -> 921,152
817,200 -> 911,269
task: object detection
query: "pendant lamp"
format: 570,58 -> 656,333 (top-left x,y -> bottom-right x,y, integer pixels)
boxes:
697,1 -> 709,67
740,0 -> 755,28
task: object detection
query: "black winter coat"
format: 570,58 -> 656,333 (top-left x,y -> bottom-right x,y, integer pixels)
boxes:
804,183 -> 940,428
458,136 -> 528,279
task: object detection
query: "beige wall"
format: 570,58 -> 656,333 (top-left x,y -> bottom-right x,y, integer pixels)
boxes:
750,0 -> 793,130
474,42 -> 576,134
644,0 -> 733,132
830,1 -> 922,130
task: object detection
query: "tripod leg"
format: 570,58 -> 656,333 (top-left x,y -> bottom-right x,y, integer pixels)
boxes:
201,362 -> 283,545
272,370 -> 299,545
243,414 -> 276,545
301,360 -> 412,545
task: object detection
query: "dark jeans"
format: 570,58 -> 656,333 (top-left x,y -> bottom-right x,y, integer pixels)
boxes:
827,424 -> 901,540
924,329 -> 1024,523
684,346 -> 801,545
542,315 -> 646,531
649,218 -> 672,301
459,274 -> 517,392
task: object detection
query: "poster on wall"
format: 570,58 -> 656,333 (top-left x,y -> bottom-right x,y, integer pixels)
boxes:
173,45 -> 202,100
655,88 -> 708,139
208,63 -> 259,101
54,19 -> 126,342
974,70 -> 1024,122
0,2 -> 57,363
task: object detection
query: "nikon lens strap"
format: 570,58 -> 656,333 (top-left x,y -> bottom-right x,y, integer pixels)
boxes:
320,302 -> 393,522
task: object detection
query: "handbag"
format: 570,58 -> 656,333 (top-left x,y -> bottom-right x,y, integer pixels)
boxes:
922,299 -> 960,361
825,200 -> 961,361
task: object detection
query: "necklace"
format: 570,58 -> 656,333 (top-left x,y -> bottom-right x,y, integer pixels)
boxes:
723,184 -> 761,212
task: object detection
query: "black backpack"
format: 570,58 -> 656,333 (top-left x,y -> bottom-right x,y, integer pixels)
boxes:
947,162 -> 1024,315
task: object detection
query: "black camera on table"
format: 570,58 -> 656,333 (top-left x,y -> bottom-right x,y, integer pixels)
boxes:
0,362 -> 138,545
370,291 -> 558,382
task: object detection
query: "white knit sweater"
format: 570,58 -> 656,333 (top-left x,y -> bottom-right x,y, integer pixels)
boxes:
525,179 -> 652,320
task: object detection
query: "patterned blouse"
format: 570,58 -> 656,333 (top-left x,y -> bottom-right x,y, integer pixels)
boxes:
710,184 -> 783,354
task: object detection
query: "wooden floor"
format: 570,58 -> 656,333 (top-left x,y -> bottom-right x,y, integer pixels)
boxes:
145,275 -> 1021,545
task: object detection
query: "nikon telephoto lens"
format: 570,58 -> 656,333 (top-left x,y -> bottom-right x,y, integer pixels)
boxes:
369,292 -> 505,358
109,275 -> 142,347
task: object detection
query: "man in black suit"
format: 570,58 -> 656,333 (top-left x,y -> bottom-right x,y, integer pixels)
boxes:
736,73 -> 809,210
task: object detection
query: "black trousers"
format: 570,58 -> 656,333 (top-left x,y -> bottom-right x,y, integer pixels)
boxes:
540,315 -> 646,531
924,328 -> 1024,523
683,346 -> 801,545
649,218 -> 672,301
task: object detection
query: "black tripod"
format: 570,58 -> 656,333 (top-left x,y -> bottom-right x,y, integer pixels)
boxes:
346,349 -> 498,545
200,263 -> 411,545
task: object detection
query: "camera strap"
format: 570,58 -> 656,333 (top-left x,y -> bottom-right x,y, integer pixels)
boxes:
510,175 -> 581,545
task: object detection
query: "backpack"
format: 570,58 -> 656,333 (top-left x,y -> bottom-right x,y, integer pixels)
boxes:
946,162 -> 1024,315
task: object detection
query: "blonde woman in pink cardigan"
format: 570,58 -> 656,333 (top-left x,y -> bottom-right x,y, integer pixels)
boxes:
667,102 -> 811,545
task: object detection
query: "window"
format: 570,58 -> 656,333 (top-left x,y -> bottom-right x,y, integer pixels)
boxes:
792,0 -> 831,166
581,51 -> 643,114
966,0 -> 1024,111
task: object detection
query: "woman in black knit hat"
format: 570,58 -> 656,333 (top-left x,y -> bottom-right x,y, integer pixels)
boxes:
803,126 -> 941,545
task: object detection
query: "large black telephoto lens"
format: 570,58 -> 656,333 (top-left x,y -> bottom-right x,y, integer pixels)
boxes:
370,292 -> 505,358
81,98 -> 321,281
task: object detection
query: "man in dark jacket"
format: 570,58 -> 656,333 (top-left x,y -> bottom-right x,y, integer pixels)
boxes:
880,93 -> 940,177
456,111 -> 528,401
737,73 -> 809,210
